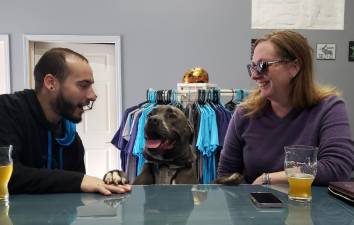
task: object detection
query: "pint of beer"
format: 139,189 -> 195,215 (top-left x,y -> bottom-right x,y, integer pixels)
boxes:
0,146 -> 13,203
0,201 -> 13,225
285,145 -> 317,202
285,200 -> 314,225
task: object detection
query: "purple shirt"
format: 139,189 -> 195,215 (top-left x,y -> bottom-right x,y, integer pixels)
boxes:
218,95 -> 354,185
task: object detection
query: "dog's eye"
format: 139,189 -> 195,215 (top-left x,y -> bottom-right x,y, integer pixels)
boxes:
167,108 -> 174,113
167,113 -> 177,119
147,111 -> 156,118
149,108 -> 158,116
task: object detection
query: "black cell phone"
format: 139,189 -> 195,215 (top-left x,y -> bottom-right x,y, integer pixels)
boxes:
250,192 -> 283,208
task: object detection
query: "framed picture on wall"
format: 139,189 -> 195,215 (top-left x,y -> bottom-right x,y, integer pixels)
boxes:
316,43 -> 336,60
349,41 -> 354,62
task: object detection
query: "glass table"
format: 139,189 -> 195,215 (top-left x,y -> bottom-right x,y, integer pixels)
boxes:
2,184 -> 354,225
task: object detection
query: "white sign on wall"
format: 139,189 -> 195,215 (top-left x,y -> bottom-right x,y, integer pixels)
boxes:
252,0 -> 345,30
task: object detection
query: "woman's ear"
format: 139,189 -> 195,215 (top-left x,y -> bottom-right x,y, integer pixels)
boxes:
289,59 -> 300,78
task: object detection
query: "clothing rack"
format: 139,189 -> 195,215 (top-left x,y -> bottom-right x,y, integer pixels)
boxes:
114,84 -> 249,184
177,83 -> 240,96
146,83 -> 248,104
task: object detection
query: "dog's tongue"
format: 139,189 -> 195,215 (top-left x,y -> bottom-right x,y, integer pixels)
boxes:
146,140 -> 162,149
145,139 -> 175,150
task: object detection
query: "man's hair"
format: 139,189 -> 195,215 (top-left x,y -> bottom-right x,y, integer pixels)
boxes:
33,48 -> 88,91
241,30 -> 338,117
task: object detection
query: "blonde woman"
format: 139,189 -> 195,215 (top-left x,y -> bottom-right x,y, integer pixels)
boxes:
218,30 -> 354,185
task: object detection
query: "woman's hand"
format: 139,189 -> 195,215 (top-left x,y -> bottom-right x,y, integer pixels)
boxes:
252,171 -> 288,185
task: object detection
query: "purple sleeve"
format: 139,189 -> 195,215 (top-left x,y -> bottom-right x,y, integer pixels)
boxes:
217,108 -> 244,177
315,97 -> 354,185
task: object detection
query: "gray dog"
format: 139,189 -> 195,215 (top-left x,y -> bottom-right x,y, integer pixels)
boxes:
104,105 -> 198,185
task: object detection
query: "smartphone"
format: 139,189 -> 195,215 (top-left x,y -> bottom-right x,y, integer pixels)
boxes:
250,192 -> 283,208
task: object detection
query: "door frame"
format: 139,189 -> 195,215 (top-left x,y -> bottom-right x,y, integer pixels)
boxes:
23,35 -> 123,123
0,34 -> 11,93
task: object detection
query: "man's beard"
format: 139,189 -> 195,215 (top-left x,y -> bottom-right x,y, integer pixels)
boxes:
53,91 -> 83,124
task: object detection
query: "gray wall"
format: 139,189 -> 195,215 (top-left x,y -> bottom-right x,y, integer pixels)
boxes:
1,0 -> 354,133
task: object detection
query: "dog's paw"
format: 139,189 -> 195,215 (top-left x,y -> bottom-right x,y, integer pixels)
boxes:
213,172 -> 243,185
103,170 -> 129,185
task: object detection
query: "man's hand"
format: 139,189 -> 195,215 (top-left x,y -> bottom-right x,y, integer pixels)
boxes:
81,175 -> 132,196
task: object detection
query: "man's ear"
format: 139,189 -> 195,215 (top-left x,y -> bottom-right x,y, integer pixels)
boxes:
43,74 -> 57,91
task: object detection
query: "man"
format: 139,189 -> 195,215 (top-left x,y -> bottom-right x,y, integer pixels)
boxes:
0,48 -> 131,195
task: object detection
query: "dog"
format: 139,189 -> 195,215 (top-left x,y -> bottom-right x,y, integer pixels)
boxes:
104,105 -> 198,185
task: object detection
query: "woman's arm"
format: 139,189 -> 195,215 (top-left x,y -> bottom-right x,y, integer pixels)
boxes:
252,171 -> 288,185
314,97 -> 354,185
218,109 -> 245,177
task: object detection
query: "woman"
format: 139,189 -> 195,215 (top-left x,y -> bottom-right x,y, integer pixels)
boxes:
218,30 -> 354,185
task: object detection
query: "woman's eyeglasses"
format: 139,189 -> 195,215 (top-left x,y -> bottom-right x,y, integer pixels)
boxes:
246,60 -> 288,77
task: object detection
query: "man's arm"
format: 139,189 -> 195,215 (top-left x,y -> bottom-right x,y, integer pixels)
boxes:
0,97 -> 131,195
9,162 -> 84,193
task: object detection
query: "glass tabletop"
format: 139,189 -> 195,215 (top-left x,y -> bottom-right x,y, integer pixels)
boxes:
3,184 -> 354,225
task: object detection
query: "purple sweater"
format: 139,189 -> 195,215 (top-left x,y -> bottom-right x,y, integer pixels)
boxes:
218,95 -> 354,185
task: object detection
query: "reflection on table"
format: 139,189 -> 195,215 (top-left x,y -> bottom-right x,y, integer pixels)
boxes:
0,202 -> 12,225
5,184 -> 354,225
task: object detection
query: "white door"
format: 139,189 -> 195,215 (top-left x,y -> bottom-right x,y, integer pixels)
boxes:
0,35 -> 10,94
29,42 -> 121,178
0,41 -> 6,93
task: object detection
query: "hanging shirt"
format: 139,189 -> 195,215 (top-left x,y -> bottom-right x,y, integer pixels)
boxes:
133,104 -> 156,175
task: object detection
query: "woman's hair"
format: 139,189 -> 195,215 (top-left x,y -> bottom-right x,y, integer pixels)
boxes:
241,30 -> 339,117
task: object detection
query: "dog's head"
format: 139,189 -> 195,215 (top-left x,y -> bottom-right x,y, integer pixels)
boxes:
144,105 -> 193,157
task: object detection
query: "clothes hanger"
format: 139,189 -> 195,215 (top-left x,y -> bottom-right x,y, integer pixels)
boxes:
224,89 -> 237,111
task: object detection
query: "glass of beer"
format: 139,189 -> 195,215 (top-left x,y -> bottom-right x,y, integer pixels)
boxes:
0,202 -> 13,225
0,145 -> 13,203
284,145 -> 318,202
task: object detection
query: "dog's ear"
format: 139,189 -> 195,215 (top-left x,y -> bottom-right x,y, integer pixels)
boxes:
187,120 -> 194,144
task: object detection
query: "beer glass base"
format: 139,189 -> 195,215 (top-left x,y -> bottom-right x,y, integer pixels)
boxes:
288,195 -> 312,203
0,196 -> 9,204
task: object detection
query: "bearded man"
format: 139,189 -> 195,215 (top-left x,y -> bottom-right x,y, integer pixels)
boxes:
0,48 -> 131,195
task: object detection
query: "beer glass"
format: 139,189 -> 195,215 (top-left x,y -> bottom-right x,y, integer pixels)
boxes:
0,202 -> 12,225
285,201 -> 313,225
284,145 -> 318,202
0,145 -> 13,203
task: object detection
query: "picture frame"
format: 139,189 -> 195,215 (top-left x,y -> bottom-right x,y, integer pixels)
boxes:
349,41 -> 354,62
316,43 -> 336,60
